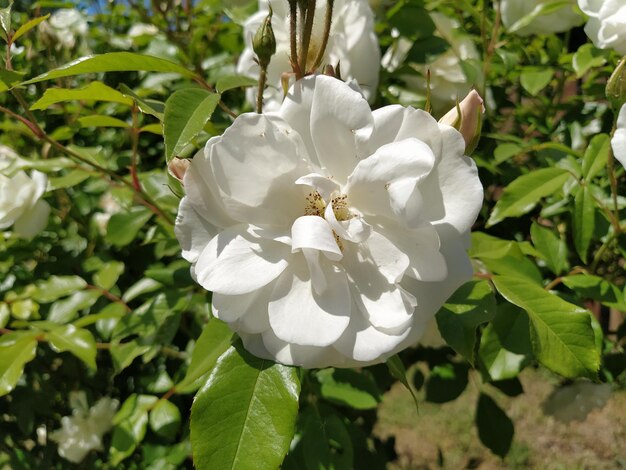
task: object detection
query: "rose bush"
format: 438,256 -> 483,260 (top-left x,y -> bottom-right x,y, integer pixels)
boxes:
237,0 -> 380,110
175,75 -> 483,368
578,0 -> 626,55
500,0 -> 583,36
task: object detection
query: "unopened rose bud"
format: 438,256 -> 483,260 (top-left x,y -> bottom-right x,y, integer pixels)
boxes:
606,57 -> 626,110
168,157 -> 190,182
439,89 -> 484,155
253,8 -> 276,69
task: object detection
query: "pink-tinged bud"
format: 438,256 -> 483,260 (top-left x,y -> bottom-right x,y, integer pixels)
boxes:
439,89 -> 485,155
168,157 -> 190,183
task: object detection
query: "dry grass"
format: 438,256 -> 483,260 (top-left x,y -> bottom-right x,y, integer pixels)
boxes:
374,368 -> 626,469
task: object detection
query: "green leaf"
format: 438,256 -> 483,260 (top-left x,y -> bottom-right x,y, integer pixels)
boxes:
581,134 -> 610,181
436,280 -> 496,365
487,168 -> 572,226
47,325 -> 97,370
561,274 -> 626,310
110,394 -> 158,465
78,115 -> 130,128
30,82 -> 134,110
118,84 -> 165,120
300,407 -> 332,470
530,222 -> 569,275
572,44 -> 607,78
163,88 -> 220,161
470,232 -> 543,284
93,261 -> 124,291
520,67 -> 554,96
149,399 -> 181,440
215,75 -> 258,93
494,142 -> 522,164
110,340 -> 151,374
0,332 -> 37,397
479,304 -> 532,381
480,324 -> 527,381
48,290 -> 101,324
475,393 -> 514,458
386,355 -> 419,411
22,52 -> 196,85
0,3 -> 12,39
175,318 -> 234,393
573,185 -> 595,263
0,69 -> 24,92
48,169 -> 91,189
492,275 -> 600,379
316,368 -> 381,410
191,343 -> 300,470
33,275 -> 87,303
12,14 -> 50,42
105,207 -> 153,247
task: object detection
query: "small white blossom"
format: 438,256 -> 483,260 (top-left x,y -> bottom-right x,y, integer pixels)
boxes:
237,0 -> 380,111
39,9 -> 89,51
501,0 -> 583,36
49,395 -> 119,464
175,76 -> 483,368
578,0 -> 626,55
612,103 -> 626,168
0,162 -> 50,239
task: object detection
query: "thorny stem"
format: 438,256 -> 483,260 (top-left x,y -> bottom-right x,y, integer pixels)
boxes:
85,284 -> 132,313
288,0 -> 301,77
298,0 -> 317,77
130,104 -> 142,192
256,66 -> 268,113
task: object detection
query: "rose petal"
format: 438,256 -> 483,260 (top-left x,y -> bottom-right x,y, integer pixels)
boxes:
195,225 -> 290,295
309,75 -> 374,183
210,113 -> 309,227
268,256 -> 351,347
13,199 -> 50,239
291,215 -> 342,261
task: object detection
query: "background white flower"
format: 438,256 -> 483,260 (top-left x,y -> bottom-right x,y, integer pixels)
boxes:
175,75 -> 483,368
501,0 -> 583,36
578,0 -> 626,55
39,9 -> 89,51
0,167 -> 50,239
237,0 -> 380,111
384,13 -> 483,116
612,103 -> 626,167
49,394 -> 119,464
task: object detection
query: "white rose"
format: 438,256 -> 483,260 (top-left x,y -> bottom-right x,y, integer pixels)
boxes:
0,170 -> 50,239
49,396 -> 119,463
387,13 -> 482,116
501,0 -> 583,36
612,103 -> 626,167
237,0 -> 380,111
40,9 -> 89,50
175,75 -> 483,368
579,0 -> 626,55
